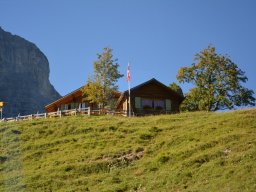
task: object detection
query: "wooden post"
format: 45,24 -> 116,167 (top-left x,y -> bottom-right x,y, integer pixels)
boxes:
44,113 -> 47,118
88,107 -> 91,116
0,107 -> 2,120
78,104 -> 81,112
0,102 -> 7,120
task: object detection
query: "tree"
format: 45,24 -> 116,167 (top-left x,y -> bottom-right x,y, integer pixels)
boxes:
169,82 -> 184,97
177,45 -> 255,111
179,87 -> 201,111
82,47 -> 123,109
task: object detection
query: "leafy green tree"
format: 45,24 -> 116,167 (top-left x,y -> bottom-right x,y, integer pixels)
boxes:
82,47 -> 123,109
177,45 -> 255,111
179,87 -> 201,111
169,82 -> 184,97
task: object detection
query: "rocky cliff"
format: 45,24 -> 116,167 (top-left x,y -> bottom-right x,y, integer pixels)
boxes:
0,27 -> 61,117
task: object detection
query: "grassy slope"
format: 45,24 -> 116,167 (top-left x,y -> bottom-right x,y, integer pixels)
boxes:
0,109 -> 256,192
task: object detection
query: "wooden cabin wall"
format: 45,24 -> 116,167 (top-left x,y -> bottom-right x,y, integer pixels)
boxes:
129,83 -> 182,113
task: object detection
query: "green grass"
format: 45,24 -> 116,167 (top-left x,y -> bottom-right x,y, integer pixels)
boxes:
1,109 -> 256,192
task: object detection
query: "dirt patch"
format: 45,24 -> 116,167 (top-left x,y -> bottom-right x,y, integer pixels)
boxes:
102,150 -> 144,165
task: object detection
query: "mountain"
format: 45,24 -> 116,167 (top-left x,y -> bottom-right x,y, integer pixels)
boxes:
0,27 -> 61,117
0,109 -> 255,191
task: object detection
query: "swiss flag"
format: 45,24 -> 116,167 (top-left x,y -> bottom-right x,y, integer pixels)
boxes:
126,63 -> 131,82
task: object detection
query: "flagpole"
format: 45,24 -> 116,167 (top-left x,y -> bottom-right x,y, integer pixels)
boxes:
127,62 -> 131,117
128,78 -> 131,117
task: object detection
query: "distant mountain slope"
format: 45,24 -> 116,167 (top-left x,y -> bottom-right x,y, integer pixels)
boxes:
0,27 -> 60,117
0,109 -> 255,191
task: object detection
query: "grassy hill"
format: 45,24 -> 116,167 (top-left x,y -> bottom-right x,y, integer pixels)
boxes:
0,109 -> 256,192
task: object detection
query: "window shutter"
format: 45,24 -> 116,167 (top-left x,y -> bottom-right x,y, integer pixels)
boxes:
165,99 -> 172,111
135,97 -> 141,109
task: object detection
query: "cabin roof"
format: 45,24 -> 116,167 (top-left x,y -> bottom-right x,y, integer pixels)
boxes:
45,85 -> 121,110
45,86 -> 83,109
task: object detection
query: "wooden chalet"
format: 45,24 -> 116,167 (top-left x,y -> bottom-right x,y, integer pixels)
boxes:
116,78 -> 184,115
45,87 -> 89,113
45,86 -> 121,113
45,78 -> 184,116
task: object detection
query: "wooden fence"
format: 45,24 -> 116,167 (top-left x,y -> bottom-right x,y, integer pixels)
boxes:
0,107 -> 128,122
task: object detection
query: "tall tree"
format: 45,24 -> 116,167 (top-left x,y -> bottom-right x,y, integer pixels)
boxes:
177,45 -> 255,111
82,47 -> 123,109
169,82 -> 184,97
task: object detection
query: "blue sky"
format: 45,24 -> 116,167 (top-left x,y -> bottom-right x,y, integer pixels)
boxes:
0,0 -> 255,96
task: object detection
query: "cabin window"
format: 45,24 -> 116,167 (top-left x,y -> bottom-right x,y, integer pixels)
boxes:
141,98 -> 153,109
135,97 -> 141,109
165,99 -> 172,111
154,99 -> 165,110
64,104 -> 68,110
71,103 -> 75,109
60,104 -> 65,110
141,98 -> 165,110
80,103 -> 88,108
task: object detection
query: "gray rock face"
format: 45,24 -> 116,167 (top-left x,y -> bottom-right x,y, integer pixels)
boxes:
0,27 -> 61,117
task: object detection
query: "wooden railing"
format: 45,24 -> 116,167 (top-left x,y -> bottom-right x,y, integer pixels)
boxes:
1,107 -> 89,122
0,108 -> 175,123
0,108 -> 129,122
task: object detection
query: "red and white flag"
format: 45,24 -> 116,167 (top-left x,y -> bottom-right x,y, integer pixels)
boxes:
126,63 -> 131,81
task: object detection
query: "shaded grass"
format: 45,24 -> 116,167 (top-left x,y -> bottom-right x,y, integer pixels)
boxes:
0,109 -> 256,191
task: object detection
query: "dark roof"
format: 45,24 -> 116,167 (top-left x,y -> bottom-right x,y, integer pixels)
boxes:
45,85 -> 122,109
116,78 -> 184,107
45,86 -> 83,108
